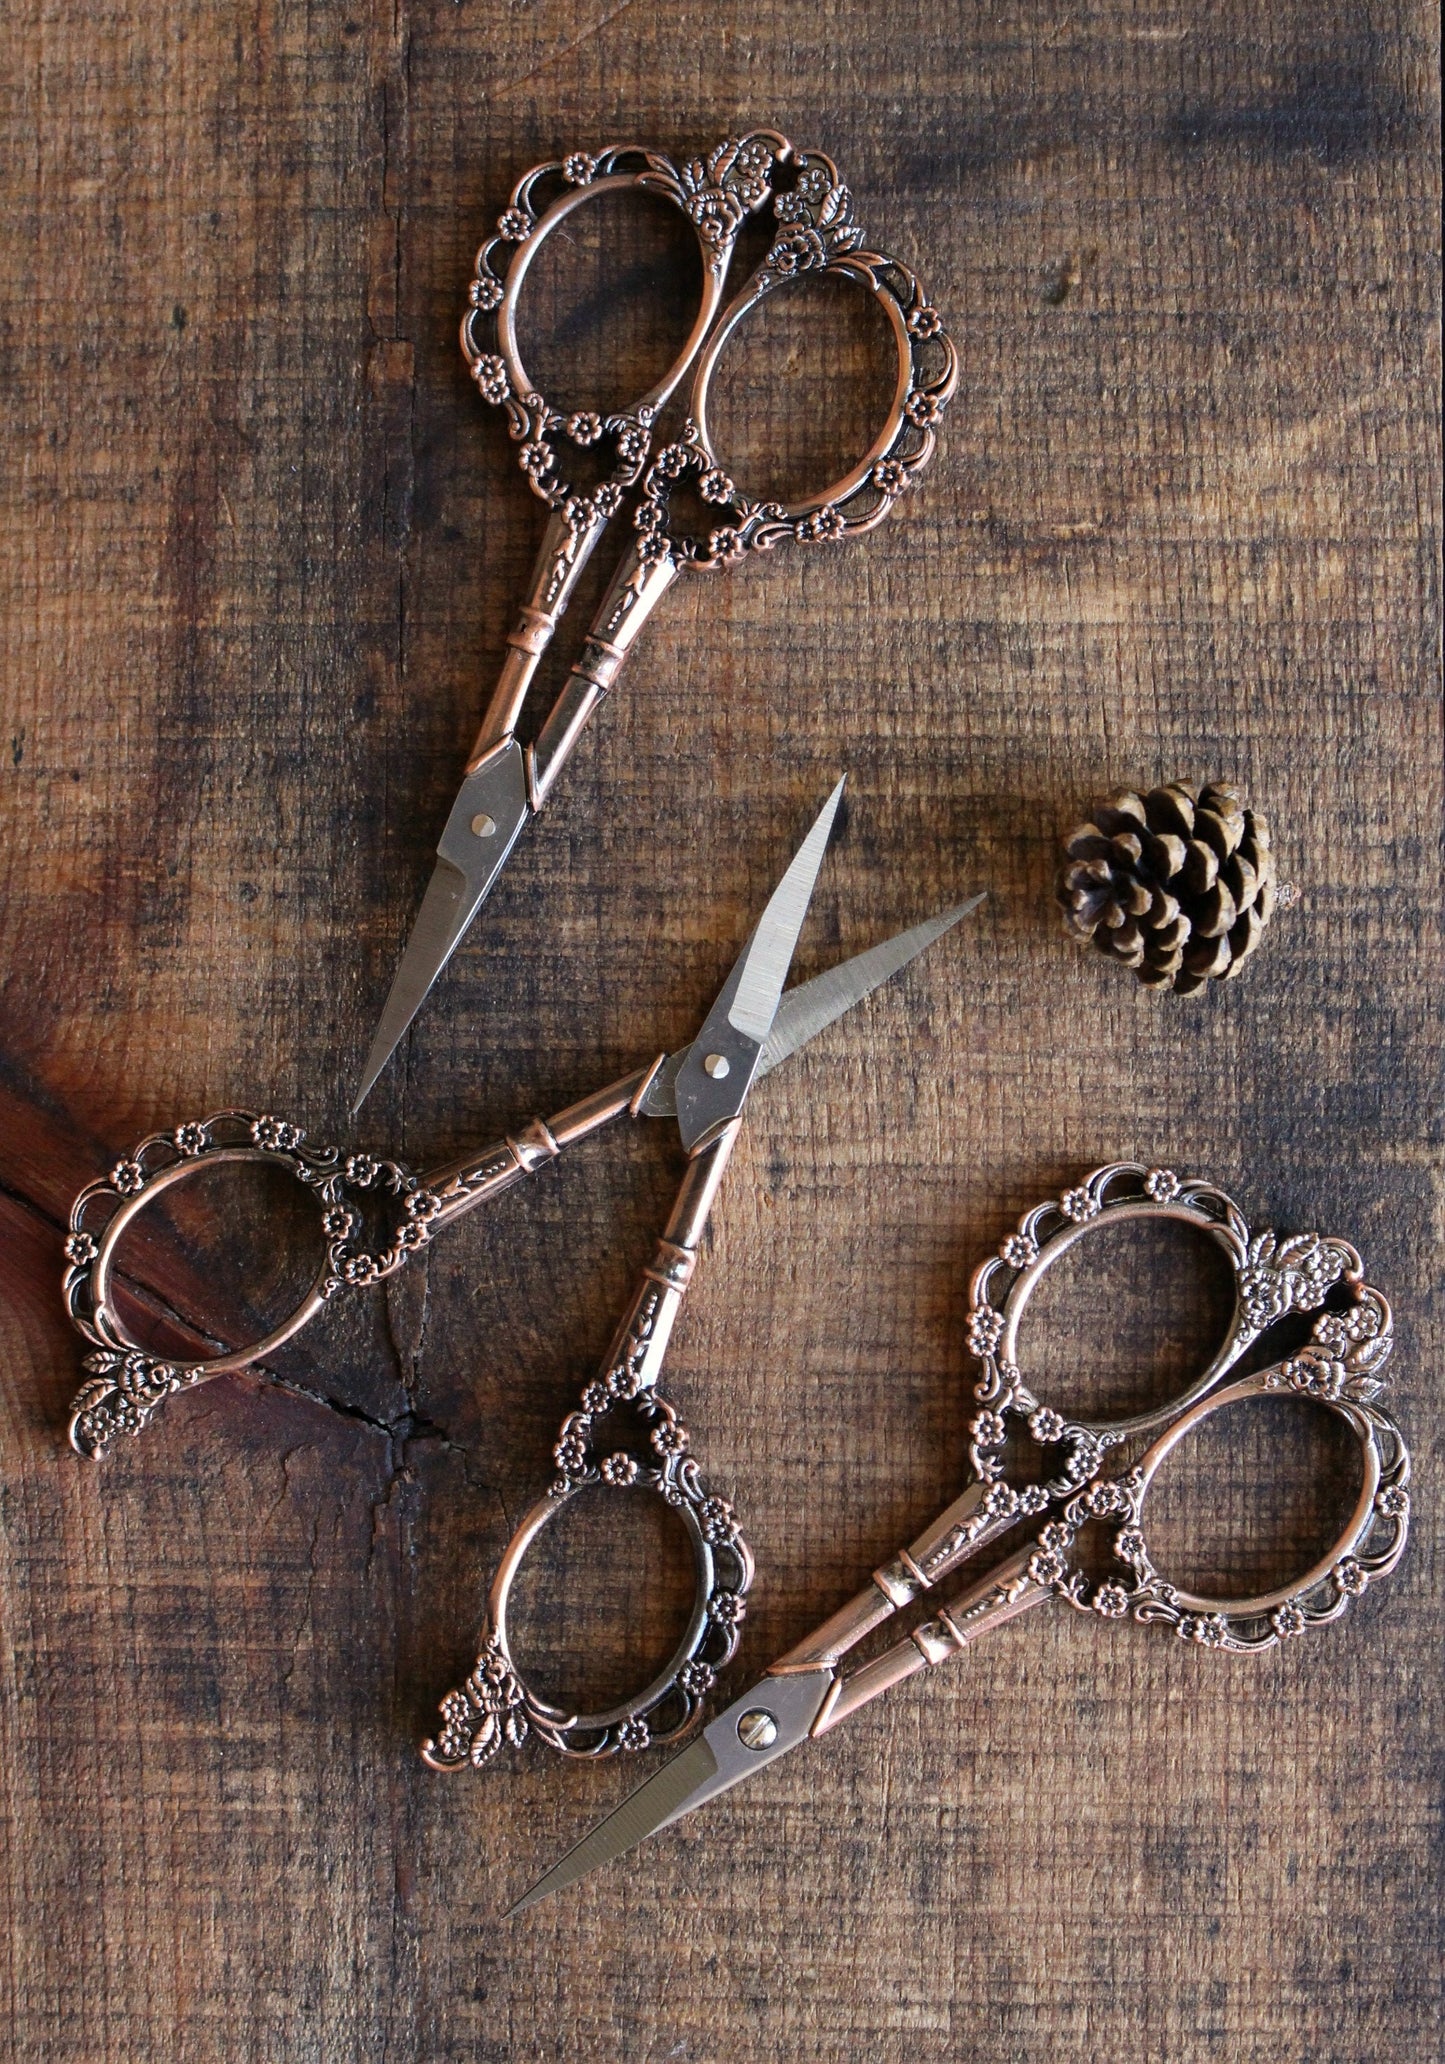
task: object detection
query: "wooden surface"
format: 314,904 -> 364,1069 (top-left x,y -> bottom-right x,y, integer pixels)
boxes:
1,2 -> 1440,2058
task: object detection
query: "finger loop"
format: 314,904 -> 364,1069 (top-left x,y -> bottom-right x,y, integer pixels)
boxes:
421,1379 -> 752,1769
64,1111 -> 428,1457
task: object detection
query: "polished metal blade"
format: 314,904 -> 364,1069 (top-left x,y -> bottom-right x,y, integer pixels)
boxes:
507,1669 -> 833,1915
637,892 -> 985,1120
758,891 -> 985,1076
672,778 -> 846,1152
352,744 -> 530,1111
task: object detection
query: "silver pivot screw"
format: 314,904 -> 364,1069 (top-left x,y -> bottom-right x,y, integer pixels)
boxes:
736,1708 -> 778,1751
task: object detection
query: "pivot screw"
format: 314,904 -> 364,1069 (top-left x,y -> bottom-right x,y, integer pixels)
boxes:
471,813 -> 498,838
703,1053 -> 730,1079
736,1708 -> 778,1751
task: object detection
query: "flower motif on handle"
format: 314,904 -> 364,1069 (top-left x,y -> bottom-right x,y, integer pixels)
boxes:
701,1496 -> 739,1544
472,353 -> 510,405
970,1410 -> 1007,1449
768,224 -> 827,275
966,1304 -> 1005,1357
1239,1229 -> 1348,1330
795,505 -> 846,542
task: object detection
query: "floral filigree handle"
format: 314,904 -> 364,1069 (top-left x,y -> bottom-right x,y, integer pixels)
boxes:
59,1084 -> 643,1457
423,1125 -> 753,1769
62,1111 -> 436,1457
460,135 -> 957,569
1013,1366 -> 1411,1652
867,1163 -> 1385,1614
420,1280 -> 752,1767
461,133 -> 793,531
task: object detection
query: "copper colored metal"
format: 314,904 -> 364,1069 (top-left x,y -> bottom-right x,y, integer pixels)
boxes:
508,1165 -> 1413,1913
355,132 -> 961,1108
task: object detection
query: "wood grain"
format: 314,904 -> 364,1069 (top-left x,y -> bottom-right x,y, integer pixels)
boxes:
1,2 -> 1440,2058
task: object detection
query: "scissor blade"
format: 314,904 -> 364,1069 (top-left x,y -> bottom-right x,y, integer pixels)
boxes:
637,893 -> 985,1120
507,1669 -> 833,1916
352,744 -> 530,1111
672,779 -> 846,1152
759,892 -> 986,1076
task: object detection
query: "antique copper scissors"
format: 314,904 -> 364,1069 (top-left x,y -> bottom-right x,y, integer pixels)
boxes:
353,133 -> 958,1108
64,786 -> 983,1719
510,1164 -> 1410,1909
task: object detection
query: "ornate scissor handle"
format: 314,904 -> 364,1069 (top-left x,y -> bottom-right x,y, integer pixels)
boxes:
1011,1369 -> 1411,1649
460,134 -> 794,536
61,1076 -> 652,1457
815,1368 -> 1412,1736
460,134 -> 957,566
422,1125 -> 754,1769
61,1111 -> 436,1457
864,1163 -> 1390,1615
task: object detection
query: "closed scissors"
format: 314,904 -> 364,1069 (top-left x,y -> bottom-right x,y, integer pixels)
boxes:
353,133 -> 958,1108
510,1163 -> 1411,1909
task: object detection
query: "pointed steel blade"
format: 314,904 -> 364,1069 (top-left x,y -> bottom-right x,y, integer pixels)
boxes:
758,892 -> 985,1078
637,893 -> 985,1120
352,744 -> 531,1111
507,1669 -> 833,1916
672,778 -> 845,1152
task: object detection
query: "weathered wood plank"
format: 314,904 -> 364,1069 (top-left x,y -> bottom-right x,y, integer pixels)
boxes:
0,1 -> 1439,2058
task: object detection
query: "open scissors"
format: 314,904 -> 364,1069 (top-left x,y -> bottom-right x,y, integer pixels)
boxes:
64,777 -> 980,1579
353,133 -> 958,1108
509,1163 -> 1411,1909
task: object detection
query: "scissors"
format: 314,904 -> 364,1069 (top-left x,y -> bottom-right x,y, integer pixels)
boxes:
64,781 -> 981,1531
508,1163 -> 1411,1910
353,133 -> 958,1109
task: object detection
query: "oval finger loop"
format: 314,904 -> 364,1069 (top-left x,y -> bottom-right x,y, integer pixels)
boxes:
64,1111 -> 432,1458
459,135 -> 794,527
958,1162 -> 1380,1520
1020,1372 -> 1411,1650
421,1381 -> 752,1770
649,150 -> 957,566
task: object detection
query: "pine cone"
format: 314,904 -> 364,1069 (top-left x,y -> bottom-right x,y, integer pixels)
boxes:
1056,780 -> 1277,993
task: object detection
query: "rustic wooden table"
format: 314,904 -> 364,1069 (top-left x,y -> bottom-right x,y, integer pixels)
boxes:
2,3 -> 1439,2058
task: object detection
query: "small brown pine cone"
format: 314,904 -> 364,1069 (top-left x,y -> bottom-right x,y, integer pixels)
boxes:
1056,779 -> 1277,994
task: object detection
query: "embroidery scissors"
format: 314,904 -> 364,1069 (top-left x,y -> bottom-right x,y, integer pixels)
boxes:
64,780 -> 980,1542
353,132 -> 958,1108
510,1164 -> 1410,1910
